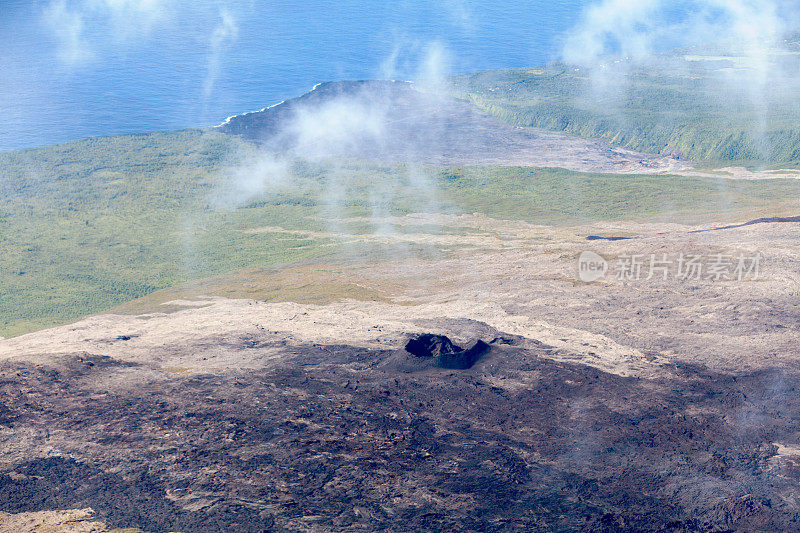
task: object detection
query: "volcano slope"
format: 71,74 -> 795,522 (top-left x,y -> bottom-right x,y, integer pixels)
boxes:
3,213 -> 800,531
5,73 -> 800,531
217,80 -> 686,174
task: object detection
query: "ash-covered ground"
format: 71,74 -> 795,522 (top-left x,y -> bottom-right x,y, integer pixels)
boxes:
3,337 -> 800,532
2,216 -> 800,531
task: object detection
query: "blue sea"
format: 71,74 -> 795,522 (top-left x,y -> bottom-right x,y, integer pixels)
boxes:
0,0 -> 586,152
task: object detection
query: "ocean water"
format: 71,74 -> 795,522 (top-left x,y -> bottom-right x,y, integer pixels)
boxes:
0,0 -> 586,152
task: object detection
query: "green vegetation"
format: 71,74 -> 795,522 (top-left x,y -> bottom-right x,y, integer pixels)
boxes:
450,60 -> 800,165
440,167 -> 800,225
0,130 -> 326,337
2,129 -> 800,337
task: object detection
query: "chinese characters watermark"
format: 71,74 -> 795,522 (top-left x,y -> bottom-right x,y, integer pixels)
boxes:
578,251 -> 762,283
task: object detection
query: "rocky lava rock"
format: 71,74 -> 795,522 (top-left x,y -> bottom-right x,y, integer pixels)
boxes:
404,334 -> 490,369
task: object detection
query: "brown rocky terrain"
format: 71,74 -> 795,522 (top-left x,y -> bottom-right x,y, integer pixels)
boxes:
2,215 -> 800,531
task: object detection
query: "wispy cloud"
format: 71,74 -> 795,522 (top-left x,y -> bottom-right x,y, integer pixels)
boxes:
41,0 -> 242,105
41,0 -> 169,65
203,9 -> 239,101
91,0 -> 168,36
563,0 -> 662,65
379,38 -> 452,88
440,0 -> 474,31
561,0 -> 798,145
42,0 -> 93,66
563,0 -> 788,68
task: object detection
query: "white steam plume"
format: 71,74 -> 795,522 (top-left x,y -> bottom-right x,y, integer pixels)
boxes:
416,41 -> 452,94
203,9 -> 239,101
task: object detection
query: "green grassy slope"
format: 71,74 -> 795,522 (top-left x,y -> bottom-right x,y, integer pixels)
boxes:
0,130 -> 329,337
450,58 -> 800,165
2,129 -> 800,337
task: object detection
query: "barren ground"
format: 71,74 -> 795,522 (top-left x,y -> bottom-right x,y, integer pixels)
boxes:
2,214 -> 800,531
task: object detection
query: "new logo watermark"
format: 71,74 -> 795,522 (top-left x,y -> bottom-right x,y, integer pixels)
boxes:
577,251 -> 609,282
577,251 -> 762,283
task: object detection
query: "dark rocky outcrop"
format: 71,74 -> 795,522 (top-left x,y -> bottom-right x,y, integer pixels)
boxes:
404,334 -> 490,369
586,235 -> 632,241
404,334 -> 461,358
692,215 -> 800,233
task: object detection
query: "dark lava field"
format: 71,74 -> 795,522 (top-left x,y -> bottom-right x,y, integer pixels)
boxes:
2,336 -> 800,532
